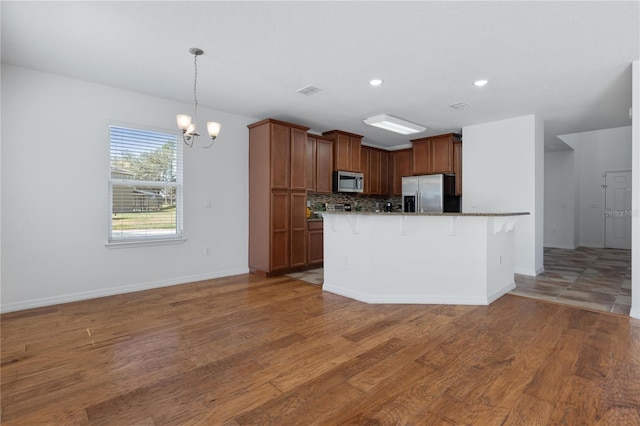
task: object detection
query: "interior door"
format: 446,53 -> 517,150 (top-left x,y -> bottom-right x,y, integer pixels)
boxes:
604,171 -> 632,249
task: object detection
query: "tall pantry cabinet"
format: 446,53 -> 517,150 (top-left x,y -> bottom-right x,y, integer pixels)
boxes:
248,119 -> 309,275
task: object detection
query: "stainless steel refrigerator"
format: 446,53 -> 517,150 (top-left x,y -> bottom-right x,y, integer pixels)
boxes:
402,174 -> 460,213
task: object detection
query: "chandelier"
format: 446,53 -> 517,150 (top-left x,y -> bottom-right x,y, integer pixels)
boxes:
176,48 -> 221,148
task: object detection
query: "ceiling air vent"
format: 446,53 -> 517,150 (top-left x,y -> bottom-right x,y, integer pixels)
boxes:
449,102 -> 471,110
297,85 -> 322,96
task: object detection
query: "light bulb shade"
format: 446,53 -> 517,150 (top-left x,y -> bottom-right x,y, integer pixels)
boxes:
186,123 -> 196,135
207,122 -> 221,138
177,114 -> 192,132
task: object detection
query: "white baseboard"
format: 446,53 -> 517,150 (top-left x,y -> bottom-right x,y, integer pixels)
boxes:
323,282 -> 502,306
544,243 -> 576,250
578,243 -> 605,248
487,281 -> 516,304
0,267 -> 250,314
513,266 -> 544,276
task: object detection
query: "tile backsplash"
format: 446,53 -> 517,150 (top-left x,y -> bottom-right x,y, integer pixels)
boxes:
308,193 -> 402,212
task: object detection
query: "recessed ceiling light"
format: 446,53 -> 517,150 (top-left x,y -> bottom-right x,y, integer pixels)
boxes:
363,114 -> 426,135
473,79 -> 488,87
369,79 -> 383,87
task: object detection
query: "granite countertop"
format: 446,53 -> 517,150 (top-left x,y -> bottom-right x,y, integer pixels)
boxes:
319,211 -> 529,217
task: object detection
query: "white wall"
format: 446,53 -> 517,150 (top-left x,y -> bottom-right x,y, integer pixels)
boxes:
631,60 -> 639,319
1,64 -> 254,312
558,126 -> 632,248
462,114 -> 544,276
544,150 -> 576,249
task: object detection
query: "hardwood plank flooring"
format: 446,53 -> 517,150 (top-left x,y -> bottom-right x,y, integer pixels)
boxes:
1,273 -> 639,424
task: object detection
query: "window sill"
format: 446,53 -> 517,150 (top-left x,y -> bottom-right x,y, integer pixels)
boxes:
105,237 -> 186,249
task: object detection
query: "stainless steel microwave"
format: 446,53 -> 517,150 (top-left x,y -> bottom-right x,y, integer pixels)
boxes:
333,170 -> 364,193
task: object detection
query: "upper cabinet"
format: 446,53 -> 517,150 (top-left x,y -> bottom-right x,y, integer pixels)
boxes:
252,119 -> 308,191
411,133 -> 461,176
390,148 -> 413,196
306,135 -> 334,194
361,146 -> 388,196
322,130 -> 362,172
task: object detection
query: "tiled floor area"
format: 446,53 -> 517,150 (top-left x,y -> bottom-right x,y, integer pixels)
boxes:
287,247 -> 632,315
511,247 -> 632,315
285,268 -> 324,286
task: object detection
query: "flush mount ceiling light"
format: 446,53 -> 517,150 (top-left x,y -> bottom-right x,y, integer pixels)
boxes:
369,79 -> 383,87
363,114 -> 426,135
473,79 -> 488,87
176,47 -> 221,148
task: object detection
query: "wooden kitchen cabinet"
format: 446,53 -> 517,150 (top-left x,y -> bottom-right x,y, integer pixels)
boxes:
306,135 -> 333,193
322,130 -> 362,172
453,140 -> 462,195
307,220 -> 324,267
390,148 -> 413,196
316,138 -> 333,193
380,150 -> 389,195
411,133 -> 461,176
305,136 -> 316,192
248,118 -> 310,275
361,146 -> 386,195
290,192 -> 308,268
360,146 -> 370,194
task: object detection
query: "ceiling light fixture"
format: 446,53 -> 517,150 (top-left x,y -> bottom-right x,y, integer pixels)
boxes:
176,48 -> 221,148
369,79 -> 383,87
363,114 -> 426,135
473,79 -> 488,87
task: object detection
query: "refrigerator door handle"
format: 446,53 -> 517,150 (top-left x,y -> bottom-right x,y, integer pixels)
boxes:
416,191 -> 421,213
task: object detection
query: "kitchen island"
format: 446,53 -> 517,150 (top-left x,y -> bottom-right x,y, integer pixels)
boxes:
322,211 -> 528,305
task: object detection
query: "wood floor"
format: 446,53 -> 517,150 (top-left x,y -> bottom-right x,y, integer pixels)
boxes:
2,273 -> 639,425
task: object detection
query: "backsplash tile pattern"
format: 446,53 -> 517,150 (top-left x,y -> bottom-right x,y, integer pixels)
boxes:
308,193 -> 402,212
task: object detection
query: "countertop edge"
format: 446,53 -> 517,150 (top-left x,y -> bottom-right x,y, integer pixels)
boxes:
318,211 -> 530,217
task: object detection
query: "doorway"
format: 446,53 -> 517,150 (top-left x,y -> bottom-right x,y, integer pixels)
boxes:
605,170 -> 632,249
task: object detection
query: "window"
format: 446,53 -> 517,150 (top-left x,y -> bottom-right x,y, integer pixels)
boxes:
109,125 -> 183,243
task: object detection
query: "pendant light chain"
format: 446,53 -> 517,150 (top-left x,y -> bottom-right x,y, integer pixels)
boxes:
192,53 -> 199,127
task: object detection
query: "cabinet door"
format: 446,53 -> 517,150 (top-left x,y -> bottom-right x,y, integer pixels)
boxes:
453,141 -> 462,195
391,149 -> 412,196
380,150 -> 389,195
308,221 -> 323,266
306,137 -> 317,192
430,136 -> 454,174
315,139 -> 333,193
360,146 -> 370,194
271,124 -> 290,190
270,191 -> 290,271
350,137 -> 362,172
333,133 -> 351,171
369,148 -> 381,195
290,127 -> 307,191
412,140 -> 431,175
290,192 -> 308,268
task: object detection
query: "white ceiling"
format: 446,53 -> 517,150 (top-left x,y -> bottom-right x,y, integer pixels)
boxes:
2,1 -> 638,151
